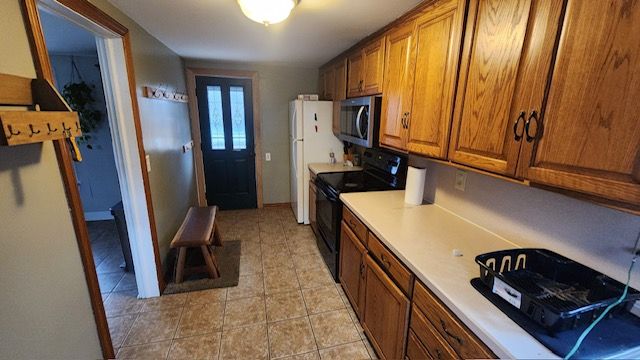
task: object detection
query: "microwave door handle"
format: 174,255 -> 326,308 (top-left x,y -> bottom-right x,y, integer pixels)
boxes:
355,106 -> 366,139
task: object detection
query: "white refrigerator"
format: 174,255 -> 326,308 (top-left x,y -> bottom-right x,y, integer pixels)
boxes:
290,99 -> 343,224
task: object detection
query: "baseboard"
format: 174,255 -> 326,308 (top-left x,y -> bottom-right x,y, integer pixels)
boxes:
84,211 -> 114,221
264,202 -> 291,208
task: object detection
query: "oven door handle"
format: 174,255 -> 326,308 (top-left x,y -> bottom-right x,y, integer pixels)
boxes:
316,182 -> 338,202
355,106 -> 366,139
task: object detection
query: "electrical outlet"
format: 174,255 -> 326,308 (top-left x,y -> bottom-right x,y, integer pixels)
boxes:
265,152 -> 271,161
455,170 -> 467,191
145,154 -> 151,173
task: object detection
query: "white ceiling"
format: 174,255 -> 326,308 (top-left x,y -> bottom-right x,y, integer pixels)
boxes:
106,0 -> 422,67
40,10 -> 97,55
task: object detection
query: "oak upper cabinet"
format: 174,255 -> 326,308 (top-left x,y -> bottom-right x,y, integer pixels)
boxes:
521,0 -> 640,206
339,221 -> 367,319
379,21 -> 416,151
332,58 -> 348,135
347,37 -> 385,98
362,254 -> 410,360
448,0 -> 563,176
319,64 -> 336,101
406,0 -> 466,158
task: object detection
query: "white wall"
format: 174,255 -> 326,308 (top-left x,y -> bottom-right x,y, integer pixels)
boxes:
411,156 -> 640,289
50,54 -> 122,219
184,59 -> 319,204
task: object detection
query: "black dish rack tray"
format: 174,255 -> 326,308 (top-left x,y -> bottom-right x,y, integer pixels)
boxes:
475,249 -> 640,332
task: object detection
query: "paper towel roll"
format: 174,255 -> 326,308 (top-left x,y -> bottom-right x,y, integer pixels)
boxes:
404,166 -> 426,205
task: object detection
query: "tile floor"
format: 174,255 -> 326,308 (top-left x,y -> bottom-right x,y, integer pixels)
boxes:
104,207 -> 378,359
90,220 -> 137,298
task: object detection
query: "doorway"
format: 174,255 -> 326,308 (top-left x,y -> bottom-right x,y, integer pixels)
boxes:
195,76 -> 257,209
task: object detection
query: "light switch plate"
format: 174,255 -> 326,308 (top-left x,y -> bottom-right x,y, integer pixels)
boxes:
265,152 -> 271,161
455,170 -> 467,191
182,140 -> 194,153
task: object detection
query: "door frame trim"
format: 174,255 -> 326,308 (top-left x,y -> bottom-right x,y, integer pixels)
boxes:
21,0 -> 165,357
186,67 -> 263,208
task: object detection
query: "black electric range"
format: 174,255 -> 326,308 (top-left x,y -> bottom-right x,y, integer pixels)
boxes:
313,148 -> 407,281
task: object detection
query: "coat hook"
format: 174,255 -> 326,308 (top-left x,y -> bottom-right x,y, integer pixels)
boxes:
29,124 -> 41,137
47,123 -> 58,134
62,122 -> 72,137
7,125 -> 21,139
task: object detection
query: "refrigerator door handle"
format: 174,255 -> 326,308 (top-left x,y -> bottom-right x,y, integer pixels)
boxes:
355,106 -> 366,139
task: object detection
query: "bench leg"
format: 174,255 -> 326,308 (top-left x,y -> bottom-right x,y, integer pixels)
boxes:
201,245 -> 220,279
175,247 -> 187,284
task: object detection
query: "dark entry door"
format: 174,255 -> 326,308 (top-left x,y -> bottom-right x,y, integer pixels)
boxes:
196,76 -> 257,209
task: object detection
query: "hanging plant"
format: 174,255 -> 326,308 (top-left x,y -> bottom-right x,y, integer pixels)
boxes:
61,57 -> 103,148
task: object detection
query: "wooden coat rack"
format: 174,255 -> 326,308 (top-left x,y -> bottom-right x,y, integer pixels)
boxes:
0,73 -> 83,160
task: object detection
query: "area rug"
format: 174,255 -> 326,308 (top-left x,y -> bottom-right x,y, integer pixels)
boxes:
163,240 -> 241,295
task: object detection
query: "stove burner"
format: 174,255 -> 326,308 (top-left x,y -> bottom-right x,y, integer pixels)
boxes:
344,182 -> 359,188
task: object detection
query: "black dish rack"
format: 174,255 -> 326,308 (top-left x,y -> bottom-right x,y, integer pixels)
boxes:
475,249 -> 640,332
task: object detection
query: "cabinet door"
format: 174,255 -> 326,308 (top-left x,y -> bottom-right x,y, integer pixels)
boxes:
309,181 -> 317,234
523,0 -> 640,206
334,58 -> 348,101
324,65 -> 336,101
448,0 -> 535,175
339,221 -> 366,319
362,37 -> 386,95
347,51 -> 364,98
379,21 -> 416,151
363,255 -> 410,360
407,0 -> 466,159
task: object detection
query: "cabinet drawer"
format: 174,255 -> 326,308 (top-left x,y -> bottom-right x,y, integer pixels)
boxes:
368,232 -> 413,295
343,207 -> 367,244
406,330 -> 431,360
410,306 -> 458,360
413,282 -> 495,359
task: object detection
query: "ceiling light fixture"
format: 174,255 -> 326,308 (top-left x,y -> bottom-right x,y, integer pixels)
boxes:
237,0 -> 298,26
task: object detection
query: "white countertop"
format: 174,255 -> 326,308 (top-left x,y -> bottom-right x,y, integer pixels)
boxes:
308,162 -> 362,175
340,190 -> 556,359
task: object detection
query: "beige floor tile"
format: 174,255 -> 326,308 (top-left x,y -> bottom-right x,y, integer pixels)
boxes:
108,314 -> 137,348
220,323 -> 269,360
289,241 -> 321,256
268,317 -> 317,358
142,293 -> 187,312
261,242 -> 290,258
285,226 -> 315,240
99,272 -> 125,293
258,221 -> 282,233
302,286 -> 345,314
123,308 -> 182,346
227,273 -> 264,300
104,290 -> 145,317
309,309 -> 361,349
260,230 -> 287,244
186,288 -> 227,306
240,253 -> 263,275
224,296 -> 266,328
318,341 -> 371,360
242,241 -> 262,257
168,333 -> 221,360
265,290 -> 307,322
362,336 -> 379,359
113,272 -> 137,292
264,267 -> 300,294
263,251 -> 295,269
116,341 -> 171,359
279,351 -> 320,360
293,253 -> 325,271
176,301 -> 225,338
296,266 -> 335,289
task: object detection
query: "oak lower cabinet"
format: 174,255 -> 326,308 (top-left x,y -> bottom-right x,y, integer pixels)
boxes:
339,221 -> 367,319
362,254 -> 410,360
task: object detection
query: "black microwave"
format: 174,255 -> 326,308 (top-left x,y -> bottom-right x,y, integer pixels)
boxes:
338,96 -> 381,148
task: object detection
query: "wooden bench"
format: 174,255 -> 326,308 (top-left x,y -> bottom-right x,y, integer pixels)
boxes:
170,206 -> 223,283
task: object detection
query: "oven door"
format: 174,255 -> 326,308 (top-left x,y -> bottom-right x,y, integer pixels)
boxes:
338,97 -> 374,148
315,183 -> 342,280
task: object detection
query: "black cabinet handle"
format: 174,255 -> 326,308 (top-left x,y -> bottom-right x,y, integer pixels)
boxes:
404,112 -> 410,129
513,111 -> 525,141
440,319 -> 463,345
525,110 -> 539,143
